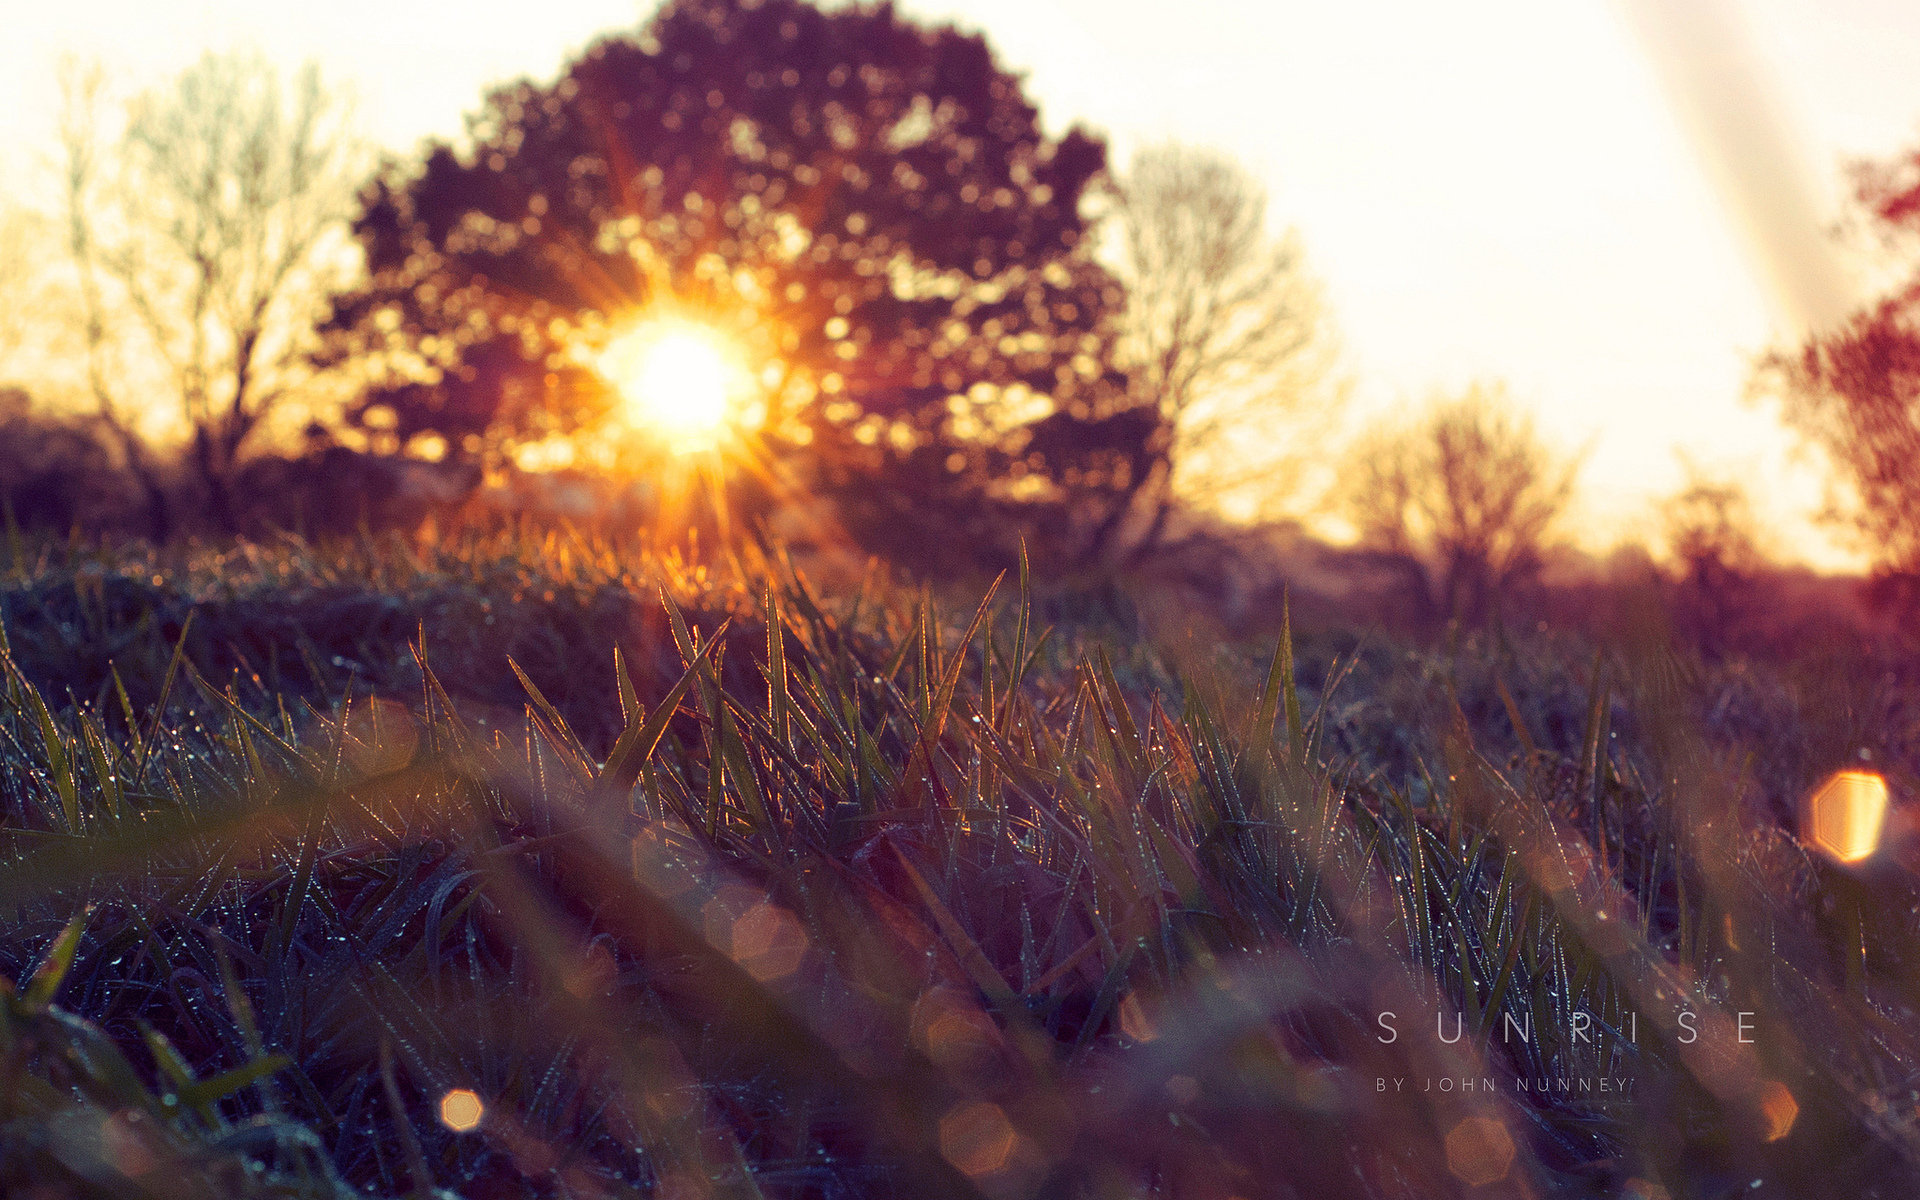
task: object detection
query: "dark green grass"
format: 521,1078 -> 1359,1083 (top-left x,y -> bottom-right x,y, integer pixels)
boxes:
3,531 -> 1920,1199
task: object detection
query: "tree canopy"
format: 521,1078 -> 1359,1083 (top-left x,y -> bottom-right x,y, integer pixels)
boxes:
322,0 -> 1154,568
1756,146 -> 1920,582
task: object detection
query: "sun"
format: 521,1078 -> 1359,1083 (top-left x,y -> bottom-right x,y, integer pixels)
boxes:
597,319 -> 748,452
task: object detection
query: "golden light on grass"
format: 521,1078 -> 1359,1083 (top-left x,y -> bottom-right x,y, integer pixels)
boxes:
1116,992 -> 1159,1042
101,1111 -> 159,1178
338,696 -> 419,778
939,1101 -> 1018,1180
912,987 -> 1005,1076
1760,1080 -> 1798,1142
597,318 -> 750,453
1804,770 -> 1889,864
562,941 -> 616,999
1444,1116 -> 1515,1187
728,901 -> 810,982
439,1089 -> 485,1132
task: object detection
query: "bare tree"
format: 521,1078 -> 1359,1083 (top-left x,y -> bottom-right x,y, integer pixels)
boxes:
0,206 -> 32,356
1108,143 -> 1342,550
60,50 -> 363,533
1346,382 -> 1583,623
58,61 -> 174,539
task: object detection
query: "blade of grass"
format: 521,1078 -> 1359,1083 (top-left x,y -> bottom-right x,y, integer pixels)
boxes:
132,610 -> 196,794
766,583 -> 791,750
508,657 -> 593,777
594,621 -> 728,814
1579,650 -> 1609,872
24,910 -> 88,1008
5,655 -> 79,831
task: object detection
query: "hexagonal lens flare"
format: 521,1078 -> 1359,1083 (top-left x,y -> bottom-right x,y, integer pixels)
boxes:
1803,770 -> 1889,864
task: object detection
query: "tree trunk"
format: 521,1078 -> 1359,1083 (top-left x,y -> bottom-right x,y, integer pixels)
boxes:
128,454 -> 172,543
192,427 -> 238,534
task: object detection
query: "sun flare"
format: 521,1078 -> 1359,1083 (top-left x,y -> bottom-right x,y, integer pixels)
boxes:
1804,769 -> 1890,864
597,319 -> 747,452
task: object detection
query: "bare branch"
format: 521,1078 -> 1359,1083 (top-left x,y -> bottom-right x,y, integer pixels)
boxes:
1110,143 -> 1343,518
1344,382 -> 1584,623
66,48 -> 365,530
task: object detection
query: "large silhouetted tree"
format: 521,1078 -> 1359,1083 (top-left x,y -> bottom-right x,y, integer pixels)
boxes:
1755,145 -> 1920,587
321,0 -> 1150,569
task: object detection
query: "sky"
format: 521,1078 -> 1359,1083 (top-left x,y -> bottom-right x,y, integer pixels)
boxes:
4,0 -> 1919,569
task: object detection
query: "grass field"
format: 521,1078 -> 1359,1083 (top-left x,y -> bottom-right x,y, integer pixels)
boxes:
2,529 -> 1919,1199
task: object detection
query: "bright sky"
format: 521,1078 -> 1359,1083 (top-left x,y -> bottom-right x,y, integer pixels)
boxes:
5,0 -> 1919,569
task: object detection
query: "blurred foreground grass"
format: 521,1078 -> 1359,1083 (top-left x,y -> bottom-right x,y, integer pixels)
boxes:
2,530 -> 1919,1198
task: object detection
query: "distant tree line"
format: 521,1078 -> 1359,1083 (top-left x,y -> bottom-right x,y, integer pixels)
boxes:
4,0 -> 1749,638
4,0 -> 1706,635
